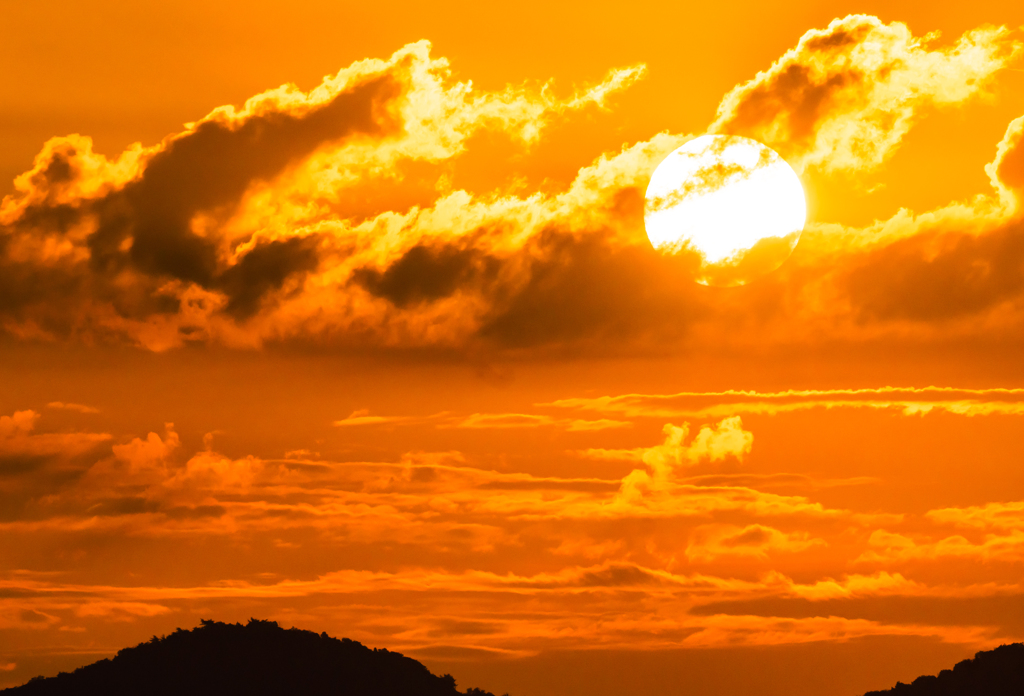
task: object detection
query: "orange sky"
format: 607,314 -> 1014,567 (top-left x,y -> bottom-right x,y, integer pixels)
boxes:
3,2 -> 1024,695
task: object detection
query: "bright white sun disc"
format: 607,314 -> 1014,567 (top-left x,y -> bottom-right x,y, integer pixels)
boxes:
645,135 -> 806,286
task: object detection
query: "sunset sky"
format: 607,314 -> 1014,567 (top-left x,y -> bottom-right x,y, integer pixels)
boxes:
3,2 -> 1024,695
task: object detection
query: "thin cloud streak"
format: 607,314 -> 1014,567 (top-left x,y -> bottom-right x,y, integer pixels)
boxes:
544,386 -> 1024,419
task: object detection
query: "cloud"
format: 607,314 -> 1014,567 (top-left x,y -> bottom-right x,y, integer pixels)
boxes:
709,15 -> 1020,173
549,418 -> 851,522
926,501 -> 1024,530
546,386 -> 1024,419
549,537 -> 624,560
333,409 -> 414,427
0,63 -> 402,343
46,401 -> 100,414
0,41 -> 646,350
845,222 -> 1024,324
987,113 -> 1024,209
686,416 -> 753,461
858,528 -> 1024,563
575,418 -> 756,512
613,418 -> 752,505
784,571 -> 924,601
74,601 -> 171,620
110,424 -> 180,478
453,413 -> 555,429
0,409 -> 111,491
583,417 -> 751,462
842,501 -> 1024,563
0,410 -> 38,440
685,523 -> 825,562
564,418 -> 631,432
332,409 -> 630,430
4,563 -> 749,601
450,413 -> 630,431
2,410 -> 1021,654
0,607 -> 60,631
0,411 -> 859,555
825,113 -> 1024,328
351,243 -> 497,309
3,18 -> 1023,355
0,564 -> 1006,651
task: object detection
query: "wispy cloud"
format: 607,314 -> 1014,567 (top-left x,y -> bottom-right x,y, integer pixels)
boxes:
545,386 -> 1024,419
46,402 -> 100,414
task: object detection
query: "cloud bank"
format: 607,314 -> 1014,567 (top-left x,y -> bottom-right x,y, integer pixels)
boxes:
0,17 -> 1021,355
2,405 -> 1021,655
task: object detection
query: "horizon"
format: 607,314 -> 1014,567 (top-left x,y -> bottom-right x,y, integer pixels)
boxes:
3,618 -> 1022,695
3,2 -> 1024,695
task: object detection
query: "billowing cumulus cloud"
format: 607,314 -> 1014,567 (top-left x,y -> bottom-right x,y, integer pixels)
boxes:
2,17 -> 1024,356
837,120 -> 1024,327
0,41 -> 650,350
600,417 -> 755,511
988,114 -> 1024,209
709,15 -> 1020,174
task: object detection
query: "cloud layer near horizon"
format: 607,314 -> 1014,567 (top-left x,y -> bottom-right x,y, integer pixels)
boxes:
3,391 -> 1024,660
1,16 -> 1023,354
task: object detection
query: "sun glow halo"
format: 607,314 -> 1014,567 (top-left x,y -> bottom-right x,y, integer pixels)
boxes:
645,135 -> 806,286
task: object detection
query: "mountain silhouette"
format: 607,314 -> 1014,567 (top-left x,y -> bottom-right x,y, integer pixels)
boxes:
864,642 -> 1024,696
2,619 -> 507,696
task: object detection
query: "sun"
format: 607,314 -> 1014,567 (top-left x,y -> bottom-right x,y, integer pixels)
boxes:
645,135 -> 806,286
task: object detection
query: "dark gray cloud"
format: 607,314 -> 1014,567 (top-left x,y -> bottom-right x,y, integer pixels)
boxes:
846,220 -> 1024,322
89,75 -> 398,285
219,237 -> 322,319
0,72 -> 402,337
352,242 -> 498,308
478,230 -> 705,349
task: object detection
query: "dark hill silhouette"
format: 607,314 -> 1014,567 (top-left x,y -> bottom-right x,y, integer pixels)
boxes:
864,643 -> 1024,696
2,619 -> 507,696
